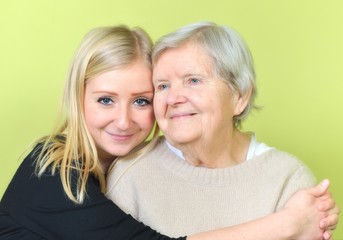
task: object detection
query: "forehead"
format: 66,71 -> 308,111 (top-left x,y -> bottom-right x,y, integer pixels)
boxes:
87,61 -> 153,92
153,42 -> 213,77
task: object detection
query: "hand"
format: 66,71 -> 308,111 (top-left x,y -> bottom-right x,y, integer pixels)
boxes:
283,179 -> 339,240
316,180 -> 340,240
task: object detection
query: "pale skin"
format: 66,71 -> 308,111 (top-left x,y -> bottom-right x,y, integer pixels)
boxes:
153,42 -> 252,169
152,42 -> 339,239
83,60 -> 339,240
84,60 -> 155,172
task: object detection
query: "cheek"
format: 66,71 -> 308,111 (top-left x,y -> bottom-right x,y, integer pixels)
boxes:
146,111 -> 156,129
84,104 -> 95,128
84,106 -> 109,131
197,89 -> 226,111
153,95 -> 165,119
84,113 -> 101,134
137,109 -> 155,130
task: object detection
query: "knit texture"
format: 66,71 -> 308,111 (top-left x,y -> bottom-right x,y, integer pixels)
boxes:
106,136 -> 315,237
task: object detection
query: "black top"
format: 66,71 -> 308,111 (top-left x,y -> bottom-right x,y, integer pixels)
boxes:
0,145 -> 186,240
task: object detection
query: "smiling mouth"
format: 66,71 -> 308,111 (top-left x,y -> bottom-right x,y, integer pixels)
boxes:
170,113 -> 196,119
106,132 -> 134,141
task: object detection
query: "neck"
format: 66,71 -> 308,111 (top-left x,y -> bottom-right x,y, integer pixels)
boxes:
101,158 -> 116,173
172,129 -> 251,168
98,150 -> 117,173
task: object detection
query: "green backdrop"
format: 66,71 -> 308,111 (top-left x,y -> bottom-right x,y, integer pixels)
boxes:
1,0 -> 342,237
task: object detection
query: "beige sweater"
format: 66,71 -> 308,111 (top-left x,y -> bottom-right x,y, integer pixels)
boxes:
106,136 -> 315,237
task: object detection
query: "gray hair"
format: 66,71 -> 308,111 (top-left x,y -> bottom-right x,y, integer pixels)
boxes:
152,21 -> 257,126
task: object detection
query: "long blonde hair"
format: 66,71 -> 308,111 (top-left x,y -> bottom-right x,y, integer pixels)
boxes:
35,25 -> 155,204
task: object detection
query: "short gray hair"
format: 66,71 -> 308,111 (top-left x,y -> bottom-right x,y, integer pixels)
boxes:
152,21 -> 257,126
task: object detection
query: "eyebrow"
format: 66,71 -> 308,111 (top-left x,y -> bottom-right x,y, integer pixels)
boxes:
183,73 -> 205,78
153,73 -> 206,82
92,90 -> 154,96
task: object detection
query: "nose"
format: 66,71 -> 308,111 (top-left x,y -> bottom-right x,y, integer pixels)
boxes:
166,83 -> 187,106
116,106 -> 131,130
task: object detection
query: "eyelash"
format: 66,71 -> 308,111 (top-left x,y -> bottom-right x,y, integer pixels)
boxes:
97,96 -> 151,107
134,97 -> 151,107
189,78 -> 200,84
97,97 -> 113,105
155,78 -> 201,91
155,83 -> 169,91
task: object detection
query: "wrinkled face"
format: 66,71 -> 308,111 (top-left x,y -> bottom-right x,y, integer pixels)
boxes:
153,42 -> 243,146
84,61 -> 155,162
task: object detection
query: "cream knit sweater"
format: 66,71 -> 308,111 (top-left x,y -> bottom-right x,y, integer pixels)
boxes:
106,136 -> 315,237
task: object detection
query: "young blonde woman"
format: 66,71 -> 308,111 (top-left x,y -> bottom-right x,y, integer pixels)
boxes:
0,25 -> 338,240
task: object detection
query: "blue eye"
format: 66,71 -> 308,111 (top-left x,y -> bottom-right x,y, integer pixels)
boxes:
97,97 -> 113,105
134,97 -> 151,107
156,83 -> 169,91
190,78 -> 200,84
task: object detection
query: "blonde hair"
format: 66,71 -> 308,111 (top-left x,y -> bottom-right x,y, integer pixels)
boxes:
35,25 -> 155,204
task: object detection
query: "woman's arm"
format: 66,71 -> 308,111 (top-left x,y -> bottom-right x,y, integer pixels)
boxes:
1,146 -> 337,240
0,147 -> 186,240
188,179 -> 339,240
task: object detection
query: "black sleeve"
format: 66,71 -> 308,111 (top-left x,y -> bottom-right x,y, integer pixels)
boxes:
0,146 -> 186,240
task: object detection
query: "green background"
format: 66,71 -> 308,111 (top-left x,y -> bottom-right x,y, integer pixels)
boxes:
1,0 -> 342,237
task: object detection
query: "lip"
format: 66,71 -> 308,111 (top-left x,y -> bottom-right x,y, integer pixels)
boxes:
106,131 -> 134,141
170,112 -> 196,119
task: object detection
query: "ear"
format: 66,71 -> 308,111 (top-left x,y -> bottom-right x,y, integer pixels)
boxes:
233,88 -> 252,116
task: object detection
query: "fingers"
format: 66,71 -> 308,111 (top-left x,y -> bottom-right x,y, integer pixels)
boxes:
308,179 -> 330,197
318,195 -> 334,211
318,186 -> 340,230
323,229 -> 332,240
320,209 -> 340,229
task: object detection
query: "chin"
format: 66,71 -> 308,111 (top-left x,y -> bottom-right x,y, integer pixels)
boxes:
109,148 -> 131,157
167,135 -> 194,145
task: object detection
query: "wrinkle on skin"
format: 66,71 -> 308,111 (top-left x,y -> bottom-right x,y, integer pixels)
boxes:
153,42 -> 251,168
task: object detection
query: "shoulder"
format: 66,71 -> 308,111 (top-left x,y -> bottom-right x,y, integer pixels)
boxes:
111,136 -> 169,170
252,148 -> 315,182
256,150 -> 317,208
256,148 -> 308,168
106,136 -> 176,192
13,143 -> 45,175
1,144 -> 62,213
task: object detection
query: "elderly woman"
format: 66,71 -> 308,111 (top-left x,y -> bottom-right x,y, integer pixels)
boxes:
106,22 -> 339,238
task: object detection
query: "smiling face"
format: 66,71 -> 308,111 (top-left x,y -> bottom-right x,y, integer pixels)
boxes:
153,42 -> 247,148
84,60 -> 155,162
